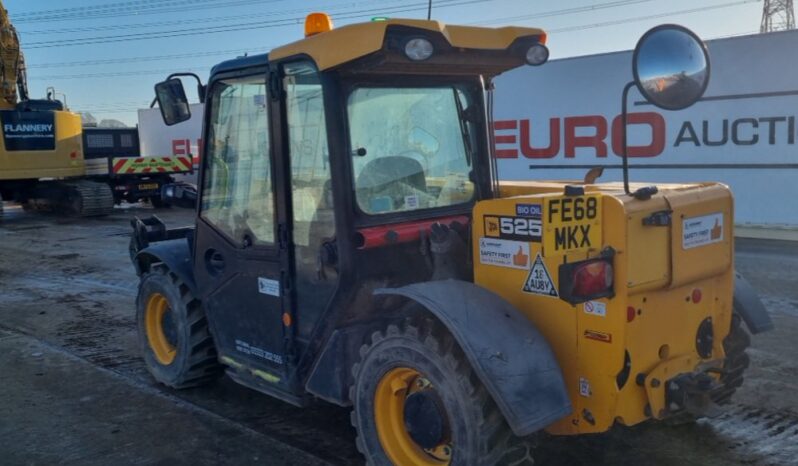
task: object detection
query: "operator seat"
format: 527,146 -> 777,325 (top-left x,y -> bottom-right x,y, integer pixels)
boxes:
355,155 -> 427,213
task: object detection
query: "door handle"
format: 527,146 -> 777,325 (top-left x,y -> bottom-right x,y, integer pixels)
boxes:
204,249 -> 226,275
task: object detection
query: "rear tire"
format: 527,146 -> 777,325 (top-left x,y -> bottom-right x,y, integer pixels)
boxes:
349,320 -> 535,466
711,312 -> 751,404
136,265 -> 222,388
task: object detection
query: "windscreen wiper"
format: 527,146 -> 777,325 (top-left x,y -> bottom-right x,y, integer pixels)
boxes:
453,88 -> 473,166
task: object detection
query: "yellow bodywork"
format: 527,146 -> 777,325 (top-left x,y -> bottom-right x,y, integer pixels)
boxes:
270,18 -> 545,71
0,110 -> 85,180
474,181 -> 734,434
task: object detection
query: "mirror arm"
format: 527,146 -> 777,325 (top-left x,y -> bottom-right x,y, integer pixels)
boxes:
620,80 -> 636,196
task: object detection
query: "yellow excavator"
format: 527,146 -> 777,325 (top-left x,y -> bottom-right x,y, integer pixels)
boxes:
0,3 -> 113,216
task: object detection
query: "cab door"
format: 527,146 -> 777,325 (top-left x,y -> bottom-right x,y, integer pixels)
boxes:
192,68 -> 291,383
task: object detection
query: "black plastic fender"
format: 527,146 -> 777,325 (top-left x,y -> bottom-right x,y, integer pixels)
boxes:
734,271 -> 774,334
133,239 -> 197,295
375,279 -> 572,437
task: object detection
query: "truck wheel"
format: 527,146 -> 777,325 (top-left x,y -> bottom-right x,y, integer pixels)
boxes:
136,265 -> 221,388
712,312 -> 751,404
350,321 -> 535,466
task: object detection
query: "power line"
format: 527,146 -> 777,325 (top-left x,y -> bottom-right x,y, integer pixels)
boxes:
11,0 -> 288,23
30,2 -> 757,81
472,0 -> 654,25
13,0 -> 235,17
17,0 -> 385,34
29,66 -> 210,81
26,0 -> 758,77
21,0 -> 484,49
26,48 -> 261,69
546,0 -> 759,34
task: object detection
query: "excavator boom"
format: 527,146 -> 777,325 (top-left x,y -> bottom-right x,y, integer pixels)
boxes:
0,2 -> 26,108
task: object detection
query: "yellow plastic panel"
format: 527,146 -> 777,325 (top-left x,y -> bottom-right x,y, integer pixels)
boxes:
625,196 -> 671,291
666,185 -> 733,288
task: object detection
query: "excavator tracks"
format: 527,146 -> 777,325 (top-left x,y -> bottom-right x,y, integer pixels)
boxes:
23,179 -> 115,217
63,180 -> 115,217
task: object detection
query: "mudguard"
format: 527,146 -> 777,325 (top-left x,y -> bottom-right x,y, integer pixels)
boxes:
133,239 -> 197,294
734,271 -> 774,334
375,279 -> 572,437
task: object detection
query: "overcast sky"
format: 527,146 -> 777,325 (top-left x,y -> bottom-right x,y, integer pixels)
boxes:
7,0 -> 762,125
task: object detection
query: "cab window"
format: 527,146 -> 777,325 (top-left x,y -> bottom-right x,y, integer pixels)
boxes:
347,86 -> 475,215
200,74 -> 274,245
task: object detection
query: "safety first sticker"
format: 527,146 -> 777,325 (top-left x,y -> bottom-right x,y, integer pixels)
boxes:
522,254 -> 558,297
478,238 -> 530,270
682,212 -> 724,249
544,194 -> 602,255
111,156 -> 192,174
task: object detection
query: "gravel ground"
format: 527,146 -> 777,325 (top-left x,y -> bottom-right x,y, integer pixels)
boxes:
0,203 -> 796,466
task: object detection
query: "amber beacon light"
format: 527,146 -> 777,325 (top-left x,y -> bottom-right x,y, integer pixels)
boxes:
305,12 -> 333,37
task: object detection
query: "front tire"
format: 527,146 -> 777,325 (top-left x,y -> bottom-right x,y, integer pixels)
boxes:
349,320 -> 535,466
136,265 -> 222,388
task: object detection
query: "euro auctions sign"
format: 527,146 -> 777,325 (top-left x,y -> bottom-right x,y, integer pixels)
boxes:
493,29 -> 798,227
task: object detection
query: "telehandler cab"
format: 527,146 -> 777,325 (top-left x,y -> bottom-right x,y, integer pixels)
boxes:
131,14 -> 772,465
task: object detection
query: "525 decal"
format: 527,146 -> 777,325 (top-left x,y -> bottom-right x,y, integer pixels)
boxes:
485,216 -> 542,242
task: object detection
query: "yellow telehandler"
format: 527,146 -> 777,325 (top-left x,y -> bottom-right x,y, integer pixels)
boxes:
131,14 -> 772,465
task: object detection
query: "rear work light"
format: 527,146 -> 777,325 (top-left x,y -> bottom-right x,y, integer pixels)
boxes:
404,38 -> 434,61
525,44 -> 549,66
558,249 -> 615,304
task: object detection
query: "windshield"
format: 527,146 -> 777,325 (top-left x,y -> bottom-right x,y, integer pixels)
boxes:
347,86 -> 476,215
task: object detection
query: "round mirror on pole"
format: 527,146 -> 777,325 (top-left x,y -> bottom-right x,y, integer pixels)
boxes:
632,24 -> 710,111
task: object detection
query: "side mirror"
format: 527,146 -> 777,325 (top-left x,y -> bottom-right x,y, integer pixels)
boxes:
154,78 -> 192,126
632,24 -> 710,110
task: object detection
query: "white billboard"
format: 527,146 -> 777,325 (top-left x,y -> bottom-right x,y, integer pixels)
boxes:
493,29 -> 798,227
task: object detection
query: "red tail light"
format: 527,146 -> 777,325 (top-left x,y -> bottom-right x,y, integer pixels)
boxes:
572,261 -> 613,297
558,249 -> 615,304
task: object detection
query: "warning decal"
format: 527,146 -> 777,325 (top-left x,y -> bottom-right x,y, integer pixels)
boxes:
522,254 -> 558,297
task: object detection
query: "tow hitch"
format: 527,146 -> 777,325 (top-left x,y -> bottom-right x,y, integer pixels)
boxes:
666,372 -> 723,418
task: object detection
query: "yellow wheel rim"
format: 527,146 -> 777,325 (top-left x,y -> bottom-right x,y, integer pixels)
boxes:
145,292 -> 177,365
374,367 -> 452,466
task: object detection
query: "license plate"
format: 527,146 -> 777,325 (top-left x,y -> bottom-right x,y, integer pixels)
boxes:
543,194 -> 602,255
138,183 -> 159,191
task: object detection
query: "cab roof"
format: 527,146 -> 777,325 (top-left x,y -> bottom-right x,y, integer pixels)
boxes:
269,18 -> 546,72
209,18 -> 547,77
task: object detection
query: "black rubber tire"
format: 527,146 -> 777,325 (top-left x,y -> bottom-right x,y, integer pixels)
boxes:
711,312 -> 751,404
136,265 -> 222,388
349,319 -> 535,466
